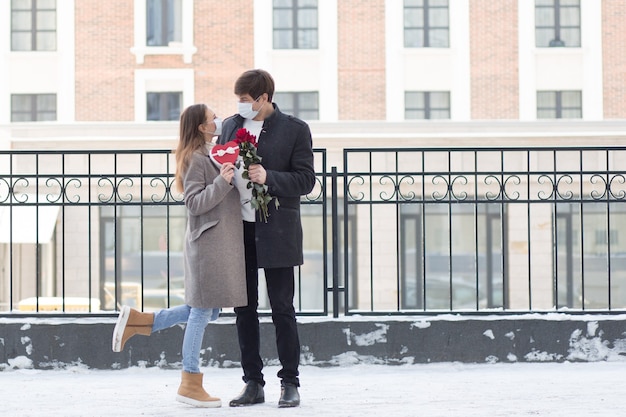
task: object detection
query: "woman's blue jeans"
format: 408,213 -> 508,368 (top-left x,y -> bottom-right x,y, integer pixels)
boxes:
152,304 -> 219,373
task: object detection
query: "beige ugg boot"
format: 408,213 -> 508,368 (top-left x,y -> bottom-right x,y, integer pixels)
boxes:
111,306 -> 154,352
176,371 -> 222,408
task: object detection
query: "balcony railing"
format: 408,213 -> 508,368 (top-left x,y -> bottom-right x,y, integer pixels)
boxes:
2,146 -> 626,317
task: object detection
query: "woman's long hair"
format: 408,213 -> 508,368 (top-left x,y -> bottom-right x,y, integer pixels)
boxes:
174,104 -> 208,193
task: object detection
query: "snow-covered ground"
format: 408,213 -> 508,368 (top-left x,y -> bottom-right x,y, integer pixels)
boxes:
3,361 -> 625,417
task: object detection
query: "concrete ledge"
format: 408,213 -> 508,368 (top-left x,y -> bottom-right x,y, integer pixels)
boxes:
1,314 -> 626,370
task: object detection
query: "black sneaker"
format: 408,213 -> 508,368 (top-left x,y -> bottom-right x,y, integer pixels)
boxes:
229,381 -> 265,407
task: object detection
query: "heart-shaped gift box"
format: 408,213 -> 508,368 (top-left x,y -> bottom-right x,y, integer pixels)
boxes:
209,141 -> 239,166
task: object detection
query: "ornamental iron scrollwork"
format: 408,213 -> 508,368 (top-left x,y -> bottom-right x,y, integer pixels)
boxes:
589,174 -> 607,200
484,175 -> 503,201
555,174 -> 574,200
536,174 -> 555,201
346,175 -> 365,202
97,176 -> 134,203
449,175 -> 468,201
62,178 -> 83,204
169,178 -> 184,203
44,178 -> 64,203
0,177 -> 11,203
8,178 -> 29,203
149,177 -> 170,203
502,175 -> 521,201
44,177 -> 83,204
97,177 -> 115,203
379,175 -> 397,201
398,175 -> 416,202
303,176 -> 324,203
431,175 -> 449,201
430,175 -> 469,202
608,174 -> 626,200
115,177 -> 134,203
534,174 -> 577,201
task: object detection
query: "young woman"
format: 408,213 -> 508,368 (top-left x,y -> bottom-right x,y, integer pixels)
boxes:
111,103 -> 247,408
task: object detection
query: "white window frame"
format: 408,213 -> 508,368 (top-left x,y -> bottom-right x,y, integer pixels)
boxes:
518,0 -> 602,120
130,0 -> 196,64
404,91 -> 451,120
3,1 -> 75,123
386,0 -> 470,121
134,69 -> 194,121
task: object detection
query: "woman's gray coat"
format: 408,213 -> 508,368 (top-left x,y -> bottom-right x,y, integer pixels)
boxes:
182,144 -> 247,309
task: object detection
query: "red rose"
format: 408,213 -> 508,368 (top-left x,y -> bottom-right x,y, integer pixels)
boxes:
235,128 -> 258,147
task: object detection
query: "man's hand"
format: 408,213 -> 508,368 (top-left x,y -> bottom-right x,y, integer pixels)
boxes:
248,163 -> 267,184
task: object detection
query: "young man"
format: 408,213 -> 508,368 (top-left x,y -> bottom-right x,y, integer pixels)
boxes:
218,69 -> 315,408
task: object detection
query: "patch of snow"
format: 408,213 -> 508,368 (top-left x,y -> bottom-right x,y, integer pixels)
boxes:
8,355 -> 33,369
411,320 -> 432,329
485,355 -> 499,363
20,336 -> 33,355
342,323 -> 389,346
525,349 -> 563,362
587,321 -> 599,337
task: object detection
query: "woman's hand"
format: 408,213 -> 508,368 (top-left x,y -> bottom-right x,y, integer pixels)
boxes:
220,162 -> 235,184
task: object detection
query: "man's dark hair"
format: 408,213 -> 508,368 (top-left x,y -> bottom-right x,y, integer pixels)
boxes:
234,69 -> 275,101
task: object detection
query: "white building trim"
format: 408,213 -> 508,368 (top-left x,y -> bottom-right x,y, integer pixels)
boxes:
519,0 -> 603,121
133,69 -> 195,122
254,0 -> 339,121
385,0 -> 471,121
57,1 -> 76,122
0,6 -> 11,124
1,0 -> 75,123
580,0 -> 603,120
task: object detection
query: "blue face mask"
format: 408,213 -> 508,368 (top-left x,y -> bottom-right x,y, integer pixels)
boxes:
237,97 -> 263,119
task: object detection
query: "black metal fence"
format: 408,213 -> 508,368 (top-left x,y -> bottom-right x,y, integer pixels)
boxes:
2,146 -> 626,317
338,147 -> 626,316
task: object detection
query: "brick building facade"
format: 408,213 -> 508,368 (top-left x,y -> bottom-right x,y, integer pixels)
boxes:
2,0 -> 625,125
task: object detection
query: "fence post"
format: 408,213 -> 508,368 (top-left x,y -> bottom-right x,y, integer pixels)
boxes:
331,166 -> 339,318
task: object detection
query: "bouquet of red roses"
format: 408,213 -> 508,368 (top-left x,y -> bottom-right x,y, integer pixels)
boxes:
234,128 -> 279,222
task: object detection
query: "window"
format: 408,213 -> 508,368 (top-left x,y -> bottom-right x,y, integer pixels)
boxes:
131,0 -> 194,63
400,203 -> 504,310
274,92 -> 319,120
11,0 -> 57,51
537,91 -> 582,119
147,0 -> 182,46
594,230 -> 618,246
11,94 -> 56,122
100,205 -> 187,311
555,204 -> 626,309
404,0 -> 449,48
405,92 -> 450,119
535,0 -> 581,47
273,0 -> 318,49
147,92 -> 182,121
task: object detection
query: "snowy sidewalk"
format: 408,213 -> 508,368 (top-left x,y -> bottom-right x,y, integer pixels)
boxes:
2,362 -> 624,417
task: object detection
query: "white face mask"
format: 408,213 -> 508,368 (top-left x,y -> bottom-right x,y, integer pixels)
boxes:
212,117 -> 222,136
238,97 -> 262,119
